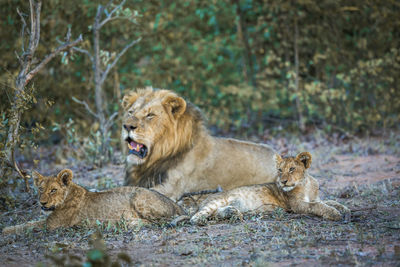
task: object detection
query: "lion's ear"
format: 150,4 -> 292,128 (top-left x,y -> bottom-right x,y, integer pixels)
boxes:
122,91 -> 139,111
162,95 -> 187,118
32,170 -> 43,187
296,152 -> 312,169
57,169 -> 73,186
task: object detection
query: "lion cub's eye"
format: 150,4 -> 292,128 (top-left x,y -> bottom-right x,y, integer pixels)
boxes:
289,167 -> 295,172
278,168 -> 282,173
50,189 -> 57,194
39,187 -> 44,193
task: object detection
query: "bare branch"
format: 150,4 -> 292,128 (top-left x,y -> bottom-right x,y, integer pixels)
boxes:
100,15 -> 126,27
28,0 -> 41,54
14,51 -> 24,65
28,0 -> 35,51
11,148 -> 30,192
25,34 -> 83,85
72,96 -> 99,119
72,47 -> 94,64
65,27 -> 72,42
98,0 -> 126,29
56,28 -> 93,63
105,112 -> 118,130
33,1 -> 41,49
100,37 -> 141,85
16,8 -> 27,52
104,0 -> 114,10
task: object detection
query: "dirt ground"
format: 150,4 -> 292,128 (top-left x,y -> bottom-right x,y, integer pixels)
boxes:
1,134 -> 399,266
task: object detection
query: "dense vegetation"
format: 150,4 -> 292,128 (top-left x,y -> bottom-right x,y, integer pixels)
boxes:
1,0 -> 399,159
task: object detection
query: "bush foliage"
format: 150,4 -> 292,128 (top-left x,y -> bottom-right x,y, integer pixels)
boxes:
1,0 -> 399,141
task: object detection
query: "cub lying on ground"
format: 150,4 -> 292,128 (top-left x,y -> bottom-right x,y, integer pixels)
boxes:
2,169 -> 184,235
190,152 -> 350,224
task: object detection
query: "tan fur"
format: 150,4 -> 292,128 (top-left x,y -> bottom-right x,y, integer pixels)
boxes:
122,87 -> 277,200
190,152 -> 350,224
2,169 -> 184,235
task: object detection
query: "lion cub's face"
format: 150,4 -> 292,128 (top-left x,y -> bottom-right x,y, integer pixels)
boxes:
121,88 -> 186,165
32,169 -> 73,212
275,152 -> 312,192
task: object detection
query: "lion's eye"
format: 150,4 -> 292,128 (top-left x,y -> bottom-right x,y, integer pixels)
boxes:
289,167 -> 295,172
50,189 -> 57,194
278,168 -> 282,173
146,113 -> 155,119
39,187 -> 44,193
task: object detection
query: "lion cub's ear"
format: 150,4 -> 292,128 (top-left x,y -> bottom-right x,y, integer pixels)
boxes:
32,170 -> 43,187
296,152 -> 312,169
275,154 -> 283,165
162,95 -> 187,118
122,91 -> 139,111
57,169 -> 73,186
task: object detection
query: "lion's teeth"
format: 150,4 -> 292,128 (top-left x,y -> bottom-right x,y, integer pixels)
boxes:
128,143 -> 134,150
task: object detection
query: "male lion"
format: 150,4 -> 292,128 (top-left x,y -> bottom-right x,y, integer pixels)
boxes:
2,169 -> 184,235
121,87 -> 278,200
190,152 -> 350,224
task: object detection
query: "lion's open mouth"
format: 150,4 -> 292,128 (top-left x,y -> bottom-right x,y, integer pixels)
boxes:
126,137 -> 148,158
41,206 -> 55,211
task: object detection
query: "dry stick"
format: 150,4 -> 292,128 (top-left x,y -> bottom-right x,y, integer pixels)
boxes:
350,206 -> 377,212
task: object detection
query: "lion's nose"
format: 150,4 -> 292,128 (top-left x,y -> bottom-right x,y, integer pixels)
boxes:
40,201 -> 47,206
281,179 -> 288,185
123,124 -> 137,131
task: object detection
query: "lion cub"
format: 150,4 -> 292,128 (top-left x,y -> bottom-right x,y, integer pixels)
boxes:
2,169 -> 184,235
190,152 -> 349,224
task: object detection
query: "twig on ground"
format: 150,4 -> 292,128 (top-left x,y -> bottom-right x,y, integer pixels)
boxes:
350,206 -> 377,212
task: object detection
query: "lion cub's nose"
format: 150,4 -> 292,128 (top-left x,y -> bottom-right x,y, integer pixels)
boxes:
40,201 -> 47,206
123,124 -> 137,131
281,179 -> 288,185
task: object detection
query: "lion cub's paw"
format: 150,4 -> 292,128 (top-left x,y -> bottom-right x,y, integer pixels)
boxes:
324,200 -> 351,220
2,226 -> 16,235
190,213 -> 208,225
323,207 -> 342,221
168,215 -> 190,227
216,206 -> 242,221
